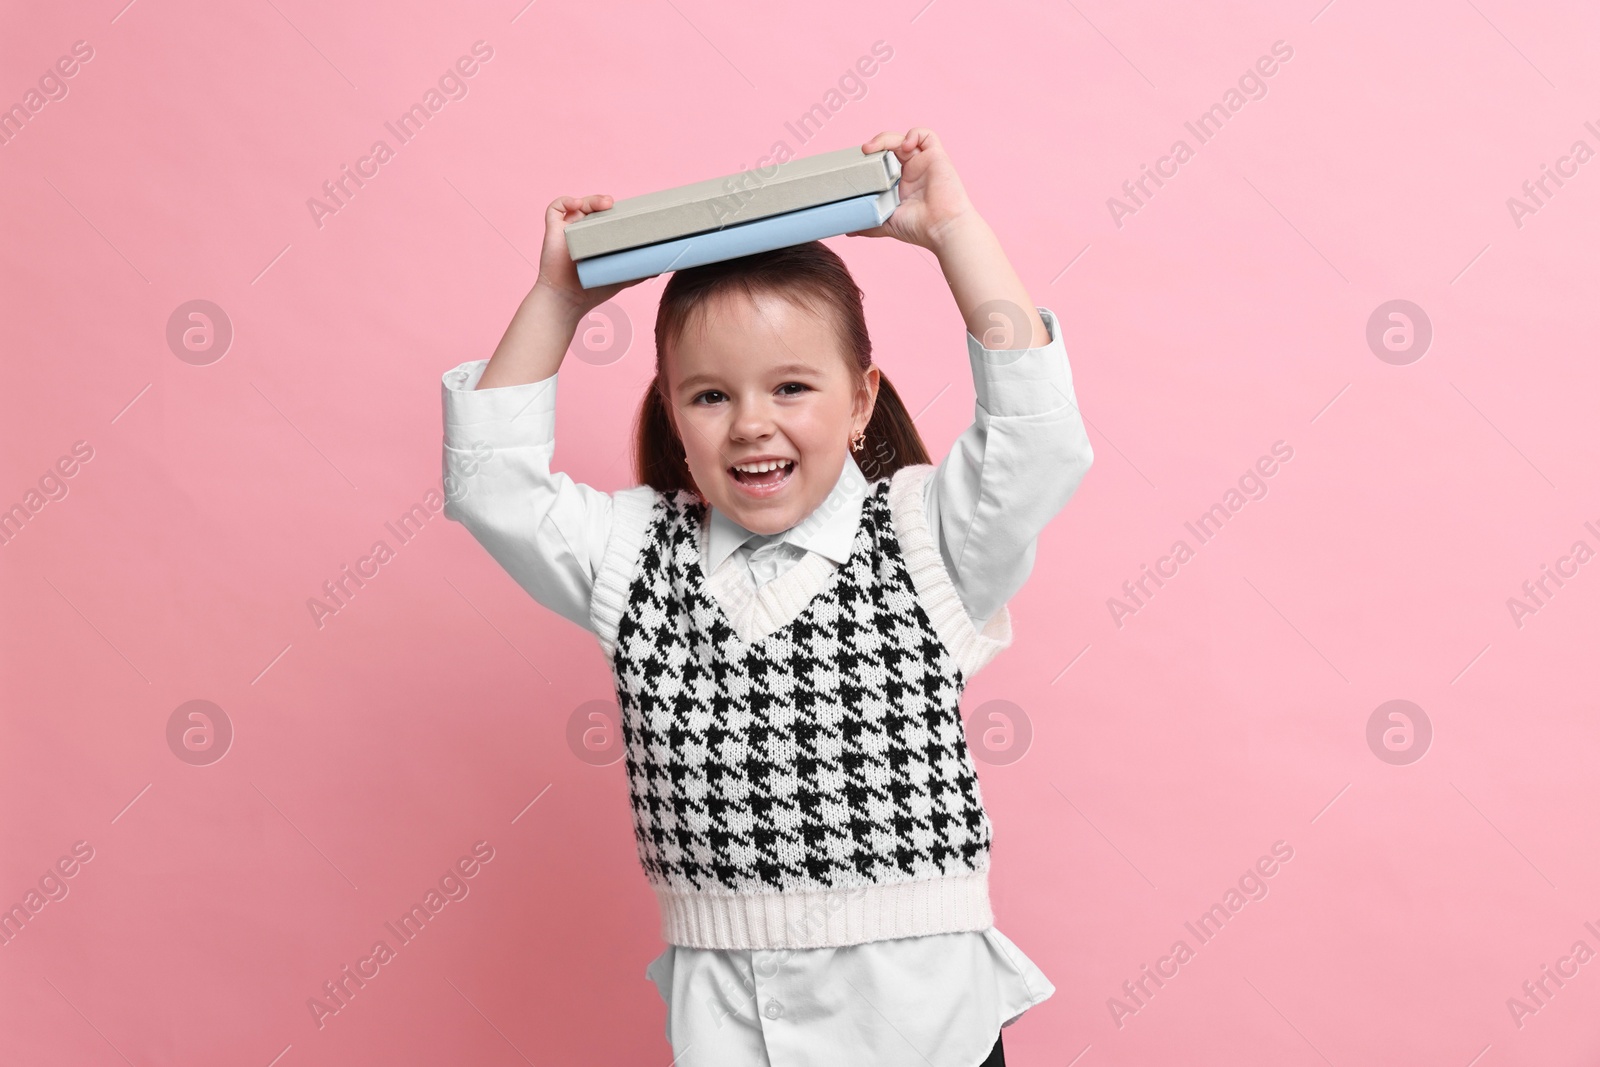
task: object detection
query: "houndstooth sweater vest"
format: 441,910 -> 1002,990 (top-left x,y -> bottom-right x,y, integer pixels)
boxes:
589,463 -> 1014,950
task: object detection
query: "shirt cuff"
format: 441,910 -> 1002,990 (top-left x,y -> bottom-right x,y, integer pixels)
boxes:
966,306 -> 1079,419
440,360 -> 558,451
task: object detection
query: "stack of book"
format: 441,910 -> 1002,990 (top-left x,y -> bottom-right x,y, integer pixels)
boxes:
565,145 -> 902,288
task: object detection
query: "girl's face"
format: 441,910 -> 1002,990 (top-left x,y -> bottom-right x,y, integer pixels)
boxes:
665,289 -> 879,536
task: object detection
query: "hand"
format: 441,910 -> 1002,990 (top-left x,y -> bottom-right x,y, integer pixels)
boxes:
531,194 -> 651,314
847,128 -> 978,252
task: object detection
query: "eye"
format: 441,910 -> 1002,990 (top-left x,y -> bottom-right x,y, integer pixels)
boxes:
692,390 -> 726,405
777,382 -> 809,396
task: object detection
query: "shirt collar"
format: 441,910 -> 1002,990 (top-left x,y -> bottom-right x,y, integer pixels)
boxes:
706,453 -> 869,574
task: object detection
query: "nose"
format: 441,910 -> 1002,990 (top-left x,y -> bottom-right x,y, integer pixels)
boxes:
729,396 -> 776,442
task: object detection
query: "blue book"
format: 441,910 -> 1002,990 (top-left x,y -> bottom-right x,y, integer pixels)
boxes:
576,186 -> 900,289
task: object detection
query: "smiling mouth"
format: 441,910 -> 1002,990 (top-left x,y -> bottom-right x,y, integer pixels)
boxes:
728,459 -> 795,493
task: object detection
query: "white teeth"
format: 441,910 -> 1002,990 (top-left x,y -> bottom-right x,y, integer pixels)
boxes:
731,459 -> 794,473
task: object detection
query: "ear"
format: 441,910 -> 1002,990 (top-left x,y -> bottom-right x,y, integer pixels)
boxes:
854,364 -> 881,433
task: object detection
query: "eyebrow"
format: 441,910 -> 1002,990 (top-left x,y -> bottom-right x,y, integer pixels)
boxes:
676,362 -> 826,393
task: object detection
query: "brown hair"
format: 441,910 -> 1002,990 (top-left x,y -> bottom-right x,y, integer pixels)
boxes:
633,241 -> 930,496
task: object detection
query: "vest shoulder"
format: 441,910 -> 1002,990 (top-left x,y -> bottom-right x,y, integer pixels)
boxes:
590,484 -> 684,659
881,462 -> 936,517
880,461 -> 1015,677
613,484 -> 701,518
886,462 -> 936,491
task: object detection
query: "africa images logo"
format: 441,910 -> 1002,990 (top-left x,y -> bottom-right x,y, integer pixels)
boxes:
306,841 -> 496,1029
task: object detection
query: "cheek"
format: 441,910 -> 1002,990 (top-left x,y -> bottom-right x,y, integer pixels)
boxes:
789,406 -> 846,451
678,410 -> 724,460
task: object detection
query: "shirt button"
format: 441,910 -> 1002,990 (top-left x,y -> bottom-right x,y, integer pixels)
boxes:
764,998 -> 784,1020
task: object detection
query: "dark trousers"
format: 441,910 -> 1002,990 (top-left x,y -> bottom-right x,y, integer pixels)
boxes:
978,1031 -> 1005,1067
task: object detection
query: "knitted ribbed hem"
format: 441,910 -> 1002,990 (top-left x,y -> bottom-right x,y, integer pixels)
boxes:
590,485 -> 665,661
887,465 -> 1014,679
654,868 -> 994,950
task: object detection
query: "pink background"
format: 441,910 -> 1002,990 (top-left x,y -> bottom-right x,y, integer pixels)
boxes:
3,0 -> 1599,1063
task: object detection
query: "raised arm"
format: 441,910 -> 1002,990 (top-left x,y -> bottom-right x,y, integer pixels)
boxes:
921,304 -> 1093,629
854,128 -> 1049,350
853,127 -> 1093,629
441,195 -> 651,631
476,194 -> 646,389
442,360 -> 615,632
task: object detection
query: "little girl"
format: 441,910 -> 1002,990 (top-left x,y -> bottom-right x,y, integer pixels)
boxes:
440,128 -> 1094,1066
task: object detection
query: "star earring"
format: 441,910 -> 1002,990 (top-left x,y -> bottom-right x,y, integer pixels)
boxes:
850,429 -> 866,452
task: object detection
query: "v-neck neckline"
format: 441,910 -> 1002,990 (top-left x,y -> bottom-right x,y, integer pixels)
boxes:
681,482 -> 884,651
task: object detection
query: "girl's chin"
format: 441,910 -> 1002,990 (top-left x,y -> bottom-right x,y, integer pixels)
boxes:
712,483 -> 806,530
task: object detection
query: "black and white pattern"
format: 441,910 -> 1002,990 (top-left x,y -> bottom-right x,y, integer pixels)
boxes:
608,474 -> 993,895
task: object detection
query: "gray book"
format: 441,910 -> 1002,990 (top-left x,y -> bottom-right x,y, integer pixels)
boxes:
565,145 -> 902,261
576,188 -> 899,288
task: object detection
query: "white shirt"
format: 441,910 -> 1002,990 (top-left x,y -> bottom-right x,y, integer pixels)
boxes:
440,306 -> 1093,1067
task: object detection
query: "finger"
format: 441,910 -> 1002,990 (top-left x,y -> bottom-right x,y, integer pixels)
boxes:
889,127 -> 937,162
548,195 -> 613,225
862,130 -> 905,154
550,196 -> 591,225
